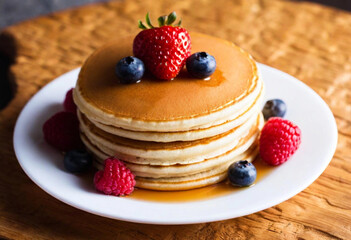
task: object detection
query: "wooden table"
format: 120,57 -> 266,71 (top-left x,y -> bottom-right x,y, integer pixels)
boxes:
0,0 -> 350,239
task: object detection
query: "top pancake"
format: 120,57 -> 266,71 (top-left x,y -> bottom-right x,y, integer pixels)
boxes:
75,32 -> 258,123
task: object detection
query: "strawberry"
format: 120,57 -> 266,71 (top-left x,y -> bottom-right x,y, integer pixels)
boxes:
133,12 -> 191,80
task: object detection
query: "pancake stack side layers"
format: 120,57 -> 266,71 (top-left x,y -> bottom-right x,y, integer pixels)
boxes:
73,32 -> 264,191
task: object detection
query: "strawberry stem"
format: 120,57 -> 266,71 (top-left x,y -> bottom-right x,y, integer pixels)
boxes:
138,11 -> 182,30
145,12 -> 154,28
158,15 -> 167,27
175,18 -> 182,27
138,20 -> 147,30
166,11 -> 176,25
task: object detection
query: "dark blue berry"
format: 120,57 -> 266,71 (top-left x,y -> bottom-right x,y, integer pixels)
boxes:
64,150 -> 92,173
186,52 -> 216,78
228,160 -> 257,187
262,99 -> 287,120
115,56 -> 145,84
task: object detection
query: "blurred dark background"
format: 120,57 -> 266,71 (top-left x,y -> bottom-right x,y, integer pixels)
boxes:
0,0 -> 109,29
0,0 -> 350,110
301,0 -> 351,11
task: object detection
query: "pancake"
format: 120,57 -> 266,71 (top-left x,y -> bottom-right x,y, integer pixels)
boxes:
133,150 -> 258,191
74,32 -> 264,191
93,148 -> 258,191
84,133 -> 259,177
79,112 -> 262,164
85,82 -> 264,142
73,32 -> 261,132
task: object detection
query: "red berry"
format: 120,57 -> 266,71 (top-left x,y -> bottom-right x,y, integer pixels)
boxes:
63,88 -> 77,114
94,158 -> 136,196
259,117 -> 301,166
42,111 -> 83,151
133,26 -> 191,80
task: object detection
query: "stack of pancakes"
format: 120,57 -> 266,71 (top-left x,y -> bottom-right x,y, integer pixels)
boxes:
73,32 -> 264,191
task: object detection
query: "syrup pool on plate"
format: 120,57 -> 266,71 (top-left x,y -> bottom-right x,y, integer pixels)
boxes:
129,157 -> 274,202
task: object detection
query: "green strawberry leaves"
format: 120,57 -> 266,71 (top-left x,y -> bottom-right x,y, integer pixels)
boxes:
139,11 -> 182,29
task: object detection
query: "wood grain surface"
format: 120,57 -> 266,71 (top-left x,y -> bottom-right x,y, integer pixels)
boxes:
0,0 -> 350,239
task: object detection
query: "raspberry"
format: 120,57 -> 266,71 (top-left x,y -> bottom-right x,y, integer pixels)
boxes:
259,117 -> 301,166
94,158 -> 136,196
63,88 -> 77,114
42,111 -> 83,151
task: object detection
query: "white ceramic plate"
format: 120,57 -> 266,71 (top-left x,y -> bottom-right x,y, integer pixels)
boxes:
13,64 -> 337,225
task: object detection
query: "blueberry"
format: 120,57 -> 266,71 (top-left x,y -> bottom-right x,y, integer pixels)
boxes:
186,52 -> 216,78
115,56 -> 145,84
228,160 -> 257,187
64,150 -> 92,173
262,99 -> 287,120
